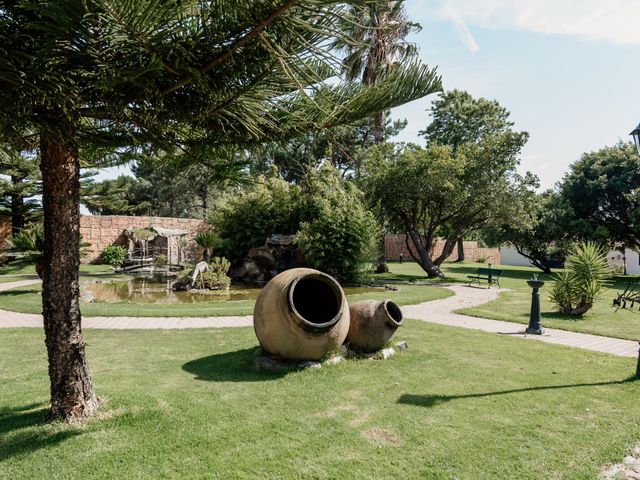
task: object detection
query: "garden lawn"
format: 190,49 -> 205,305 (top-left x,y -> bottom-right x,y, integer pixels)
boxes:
1,322 -> 638,479
0,263 -> 115,281
378,262 -> 640,341
0,283 -> 451,317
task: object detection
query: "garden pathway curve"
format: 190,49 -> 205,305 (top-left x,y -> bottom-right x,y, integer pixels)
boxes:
0,279 -> 637,358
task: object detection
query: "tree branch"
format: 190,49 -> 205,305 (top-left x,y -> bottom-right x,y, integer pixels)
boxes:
162,0 -> 299,95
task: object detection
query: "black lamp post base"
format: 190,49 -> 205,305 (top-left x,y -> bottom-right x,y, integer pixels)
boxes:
526,326 -> 544,335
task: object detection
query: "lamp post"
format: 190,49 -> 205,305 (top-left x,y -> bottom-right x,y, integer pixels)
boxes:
526,275 -> 545,335
631,123 -> 640,155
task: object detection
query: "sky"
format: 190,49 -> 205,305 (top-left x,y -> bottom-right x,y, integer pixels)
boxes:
391,0 -> 640,189
95,1 -> 640,191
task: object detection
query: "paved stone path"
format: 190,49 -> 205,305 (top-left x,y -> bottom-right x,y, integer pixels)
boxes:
1,279 -> 637,358
403,285 -> 639,358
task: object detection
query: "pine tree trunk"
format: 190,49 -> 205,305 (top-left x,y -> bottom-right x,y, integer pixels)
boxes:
372,111 -> 385,144
40,127 -> 99,423
10,190 -> 24,235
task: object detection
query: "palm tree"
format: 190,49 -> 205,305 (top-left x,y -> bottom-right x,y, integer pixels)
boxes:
335,0 -> 421,143
334,1 -> 422,274
194,231 -> 218,262
0,0 -> 441,422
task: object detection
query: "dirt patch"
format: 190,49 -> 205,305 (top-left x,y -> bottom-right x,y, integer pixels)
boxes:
362,428 -> 400,445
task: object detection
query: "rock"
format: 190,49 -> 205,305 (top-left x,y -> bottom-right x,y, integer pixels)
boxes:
379,348 -> 396,360
602,465 -> 624,480
231,234 -> 309,285
384,285 -> 399,291
247,246 -> 276,269
395,341 -> 409,351
254,356 -> 292,372
298,361 -> 322,370
624,456 -> 637,465
338,345 -> 349,356
633,446 -> 640,456
324,356 -> 343,366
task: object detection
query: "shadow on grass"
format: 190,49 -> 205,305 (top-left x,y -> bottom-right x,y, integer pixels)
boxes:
0,403 -> 83,463
0,287 -> 40,297
0,263 -> 33,275
182,347 -> 291,382
397,377 -> 638,408
0,403 -> 48,435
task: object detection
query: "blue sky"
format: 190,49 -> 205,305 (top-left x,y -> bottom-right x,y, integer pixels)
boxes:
97,1 -> 640,190
392,0 -> 640,189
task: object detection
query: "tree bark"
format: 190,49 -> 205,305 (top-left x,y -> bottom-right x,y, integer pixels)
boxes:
455,238 -> 465,262
406,230 -> 443,278
372,111 -> 385,145
433,235 -> 458,267
375,233 -> 389,273
10,190 -> 25,235
512,243 -> 552,274
40,126 -> 99,423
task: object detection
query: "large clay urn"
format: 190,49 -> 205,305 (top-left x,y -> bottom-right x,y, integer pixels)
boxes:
253,268 -> 350,361
347,300 -> 404,353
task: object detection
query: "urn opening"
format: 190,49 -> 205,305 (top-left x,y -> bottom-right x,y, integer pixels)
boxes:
289,274 -> 343,329
384,300 -> 404,326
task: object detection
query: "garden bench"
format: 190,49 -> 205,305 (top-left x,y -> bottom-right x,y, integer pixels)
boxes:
467,267 -> 502,288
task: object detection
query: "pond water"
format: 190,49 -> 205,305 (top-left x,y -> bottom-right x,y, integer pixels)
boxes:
83,276 -> 383,304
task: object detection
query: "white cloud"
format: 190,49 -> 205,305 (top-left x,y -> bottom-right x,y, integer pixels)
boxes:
439,1 -> 480,53
433,0 -> 640,46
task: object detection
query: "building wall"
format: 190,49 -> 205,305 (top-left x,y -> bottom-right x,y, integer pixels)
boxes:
384,235 -> 501,264
0,216 -> 10,248
80,215 -> 207,263
608,249 -> 640,275
499,244 -> 535,267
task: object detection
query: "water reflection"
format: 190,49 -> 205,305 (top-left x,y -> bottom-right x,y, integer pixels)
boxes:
83,276 -> 382,305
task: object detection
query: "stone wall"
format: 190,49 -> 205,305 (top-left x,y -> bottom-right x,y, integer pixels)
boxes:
385,234 -> 501,264
81,215 -> 207,263
0,216 -> 10,248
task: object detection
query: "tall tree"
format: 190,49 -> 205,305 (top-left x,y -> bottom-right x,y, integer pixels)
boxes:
0,143 -> 41,234
482,190 -> 569,274
0,0 -> 441,421
561,142 -> 640,251
250,113 -> 407,182
334,0 -> 420,273
360,138 -> 532,278
335,0 -> 419,143
81,174 -> 150,216
420,89 -> 517,261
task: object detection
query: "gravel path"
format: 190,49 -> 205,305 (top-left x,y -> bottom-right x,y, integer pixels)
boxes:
0,279 -> 637,358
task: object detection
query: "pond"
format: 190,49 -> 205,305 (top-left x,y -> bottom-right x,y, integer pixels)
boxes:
83,275 -> 383,304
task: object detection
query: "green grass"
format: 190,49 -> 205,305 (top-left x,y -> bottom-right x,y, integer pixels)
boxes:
375,260 -> 553,289
0,262 -> 37,276
0,262 -> 115,279
376,262 -> 640,341
1,322 -> 638,479
0,282 -> 451,317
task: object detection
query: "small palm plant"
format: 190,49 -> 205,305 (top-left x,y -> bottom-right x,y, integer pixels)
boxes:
194,230 -> 218,262
548,241 -> 609,316
202,256 -> 232,291
6,223 -> 45,277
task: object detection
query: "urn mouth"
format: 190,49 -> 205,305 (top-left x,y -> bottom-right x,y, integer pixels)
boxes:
288,272 -> 344,330
384,300 -> 404,327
